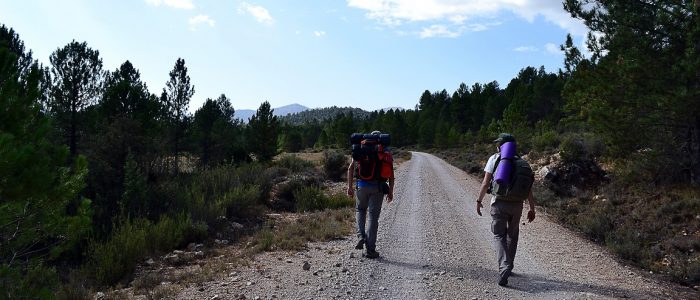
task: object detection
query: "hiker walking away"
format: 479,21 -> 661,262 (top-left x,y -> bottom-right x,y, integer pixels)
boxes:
347,130 -> 394,259
476,133 -> 536,286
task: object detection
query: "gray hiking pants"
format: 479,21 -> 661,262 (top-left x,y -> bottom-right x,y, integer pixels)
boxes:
490,200 -> 524,276
355,184 -> 384,251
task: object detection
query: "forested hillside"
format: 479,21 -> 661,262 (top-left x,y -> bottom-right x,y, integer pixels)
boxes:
279,106 -> 371,126
1,0 -> 700,298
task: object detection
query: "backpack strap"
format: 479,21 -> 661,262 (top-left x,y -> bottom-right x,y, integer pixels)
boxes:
488,153 -> 501,194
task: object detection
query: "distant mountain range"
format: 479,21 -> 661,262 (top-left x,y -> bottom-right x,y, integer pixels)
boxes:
234,103 -> 404,123
234,103 -> 309,122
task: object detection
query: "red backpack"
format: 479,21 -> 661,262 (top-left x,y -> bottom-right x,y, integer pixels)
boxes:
351,133 -> 393,181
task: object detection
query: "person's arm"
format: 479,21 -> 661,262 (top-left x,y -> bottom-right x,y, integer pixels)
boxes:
347,158 -> 355,197
526,189 -> 536,222
476,172 -> 492,216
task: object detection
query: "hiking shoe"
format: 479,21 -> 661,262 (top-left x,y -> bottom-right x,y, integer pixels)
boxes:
364,250 -> 380,259
498,269 -> 511,286
355,238 -> 365,250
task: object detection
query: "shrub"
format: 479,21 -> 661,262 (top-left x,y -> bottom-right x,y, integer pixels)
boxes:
294,186 -> 329,212
575,204 -> 614,242
559,134 -> 586,162
532,130 -> 559,151
272,175 -> 323,211
324,193 -> 355,209
84,215 -> 205,286
248,209 -> 354,253
294,186 -> 354,212
276,154 -> 314,173
323,149 -> 347,181
606,226 -> 651,265
611,149 -> 679,189
0,261 -> 59,300
216,185 -> 262,219
85,219 -> 148,285
181,163 -> 272,226
581,132 -> 605,158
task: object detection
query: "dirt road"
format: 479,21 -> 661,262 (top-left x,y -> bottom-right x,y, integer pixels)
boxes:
177,151 -> 698,299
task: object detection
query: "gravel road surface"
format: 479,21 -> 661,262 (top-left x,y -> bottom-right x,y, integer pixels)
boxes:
176,151 -> 698,300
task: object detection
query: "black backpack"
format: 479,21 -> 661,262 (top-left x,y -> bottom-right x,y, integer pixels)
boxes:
350,133 -> 390,182
490,155 -> 534,202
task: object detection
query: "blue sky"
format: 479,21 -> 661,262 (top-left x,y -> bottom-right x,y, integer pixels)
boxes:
0,0 -> 588,112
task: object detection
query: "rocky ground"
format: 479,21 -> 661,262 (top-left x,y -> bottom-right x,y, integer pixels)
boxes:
116,152 -> 699,300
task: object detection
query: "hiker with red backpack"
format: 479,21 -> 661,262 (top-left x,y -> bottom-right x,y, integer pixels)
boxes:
476,133 -> 536,286
347,130 -> 394,259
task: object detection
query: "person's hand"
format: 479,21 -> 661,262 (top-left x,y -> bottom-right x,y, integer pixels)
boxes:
347,186 -> 354,198
386,190 -> 393,203
527,210 -> 536,222
476,201 -> 483,216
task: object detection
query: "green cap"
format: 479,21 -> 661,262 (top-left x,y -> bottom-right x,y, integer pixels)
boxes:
494,133 -> 515,145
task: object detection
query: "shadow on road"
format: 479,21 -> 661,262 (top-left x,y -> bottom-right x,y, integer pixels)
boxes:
375,257 -> 640,298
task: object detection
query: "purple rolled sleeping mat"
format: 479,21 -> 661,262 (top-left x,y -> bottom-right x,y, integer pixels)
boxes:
494,142 -> 516,184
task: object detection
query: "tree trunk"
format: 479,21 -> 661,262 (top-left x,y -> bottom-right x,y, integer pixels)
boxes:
70,101 -> 76,158
694,115 -> 700,185
693,1 -> 700,185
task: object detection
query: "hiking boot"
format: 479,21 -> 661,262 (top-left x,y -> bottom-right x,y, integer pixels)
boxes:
364,250 -> 380,259
355,238 -> 365,250
498,269 -> 511,286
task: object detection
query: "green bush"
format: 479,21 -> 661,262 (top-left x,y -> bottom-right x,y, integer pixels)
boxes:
181,164 -> 272,225
323,149 -> 347,181
294,186 -> 354,212
85,215 -> 206,286
270,175 -> 320,211
606,226 -> 651,265
86,219 -> 148,285
532,130 -> 559,151
294,186 -> 328,212
581,132 -> 605,158
0,261 -> 59,299
559,134 -> 586,162
324,193 -> 355,209
217,185 -> 262,219
276,154 -> 314,173
575,204 -> 614,242
611,149 -> 678,188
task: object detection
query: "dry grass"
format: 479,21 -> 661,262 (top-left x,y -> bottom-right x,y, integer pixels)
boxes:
247,208 -> 355,254
275,151 -> 327,167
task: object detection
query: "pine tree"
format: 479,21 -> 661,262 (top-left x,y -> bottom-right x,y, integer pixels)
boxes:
248,101 -> 279,161
163,58 -> 194,172
1,26 -> 91,298
48,40 -> 104,157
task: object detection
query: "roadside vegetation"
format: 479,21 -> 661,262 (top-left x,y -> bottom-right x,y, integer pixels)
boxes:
435,141 -> 700,286
2,1 -> 700,298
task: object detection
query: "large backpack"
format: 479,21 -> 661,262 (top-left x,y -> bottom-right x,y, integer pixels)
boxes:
490,155 -> 534,202
350,133 -> 393,181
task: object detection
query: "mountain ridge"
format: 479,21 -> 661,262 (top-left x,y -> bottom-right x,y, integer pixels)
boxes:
234,103 -> 405,123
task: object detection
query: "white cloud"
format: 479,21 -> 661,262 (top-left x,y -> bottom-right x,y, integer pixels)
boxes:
419,25 -> 462,38
189,14 -> 215,30
514,46 -> 538,52
467,22 -> 500,32
314,31 -> 326,37
146,0 -> 194,10
238,2 -> 275,25
545,42 -> 562,55
347,0 -> 588,37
